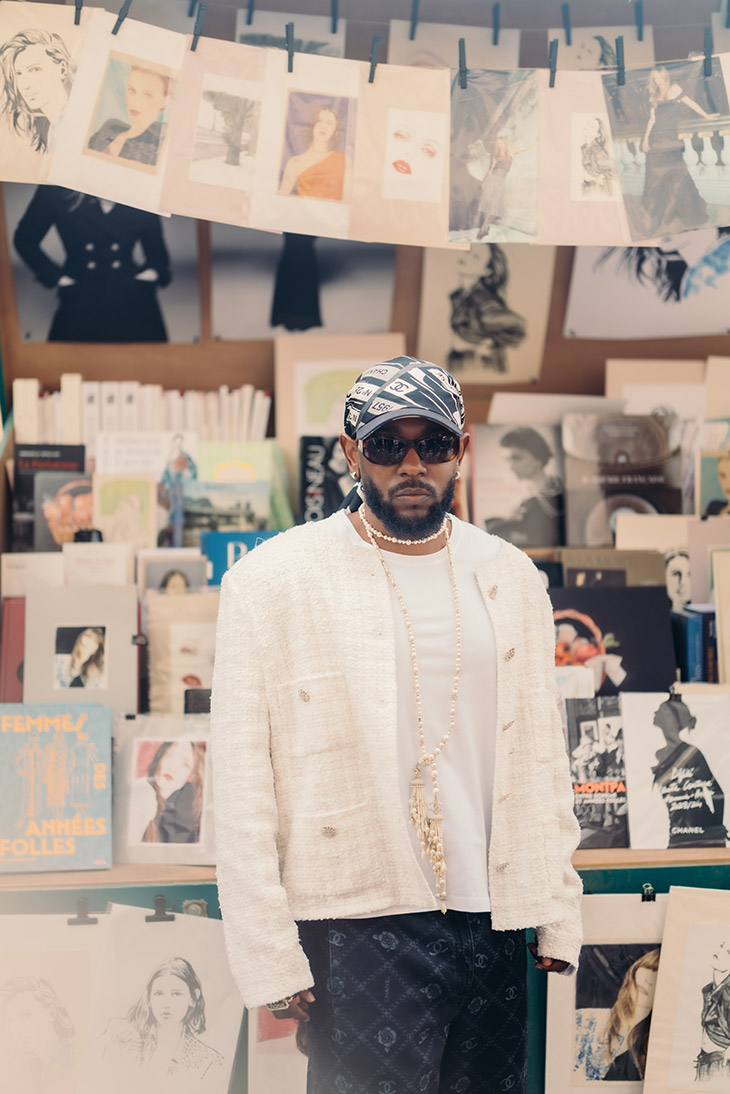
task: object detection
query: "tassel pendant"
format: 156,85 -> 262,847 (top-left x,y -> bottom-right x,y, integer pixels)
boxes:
409,768 -> 430,859
427,811 -> 447,913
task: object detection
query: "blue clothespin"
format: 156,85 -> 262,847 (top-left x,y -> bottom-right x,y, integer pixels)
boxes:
331,0 -> 338,35
634,0 -> 644,42
561,3 -> 571,47
409,0 -> 419,42
74,0 -> 83,26
191,1 -> 207,50
458,37 -> 468,90
616,35 -> 625,86
286,22 -> 295,72
704,27 -> 713,77
726,1 -> 730,30
111,0 -> 132,35
246,0 -> 255,25
187,0 -> 197,17
368,34 -> 381,83
548,37 -> 558,88
492,3 -> 500,46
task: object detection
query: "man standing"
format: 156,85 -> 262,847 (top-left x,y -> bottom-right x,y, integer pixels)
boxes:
211,356 -> 582,1094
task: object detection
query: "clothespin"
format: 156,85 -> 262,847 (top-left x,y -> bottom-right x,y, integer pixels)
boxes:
616,35 -> 625,86
704,27 -> 713,77
74,0 -> 83,26
67,897 -> 98,926
634,0 -> 644,42
641,883 -> 656,902
548,37 -> 558,88
190,2 -> 207,50
458,37 -> 468,90
561,3 -> 571,47
331,0 -> 338,35
368,34 -> 381,83
409,0 -> 419,42
111,0 -> 132,35
187,0 -> 196,17
246,0 -> 255,25
492,3 -> 500,47
145,894 -> 175,922
726,0 -> 730,31
286,22 -> 295,73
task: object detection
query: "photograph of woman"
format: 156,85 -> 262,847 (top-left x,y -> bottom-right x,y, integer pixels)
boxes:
475,132 -> 531,239
54,626 -> 106,690
99,956 -> 223,1088
0,975 -> 76,1094
483,425 -> 565,547
601,948 -> 660,1081
278,94 -> 353,201
86,56 -> 176,171
129,739 -> 206,845
0,27 -> 75,162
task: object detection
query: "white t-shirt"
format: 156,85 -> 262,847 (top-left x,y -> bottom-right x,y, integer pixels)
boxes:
330,509 -> 499,912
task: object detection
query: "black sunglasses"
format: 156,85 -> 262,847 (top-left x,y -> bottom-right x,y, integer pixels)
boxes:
359,431 -> 461,466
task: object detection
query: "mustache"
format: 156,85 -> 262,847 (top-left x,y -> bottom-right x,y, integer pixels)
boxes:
390,479 -> 438,499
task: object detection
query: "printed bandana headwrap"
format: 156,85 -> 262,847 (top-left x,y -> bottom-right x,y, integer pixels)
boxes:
344,356 -> 465,440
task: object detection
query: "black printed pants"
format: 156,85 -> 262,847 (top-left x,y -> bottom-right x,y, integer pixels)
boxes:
296,910 -> 528,1094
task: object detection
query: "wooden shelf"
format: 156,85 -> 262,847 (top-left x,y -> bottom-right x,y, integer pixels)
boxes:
574,847 -> 730,869
0,863 -> 217,891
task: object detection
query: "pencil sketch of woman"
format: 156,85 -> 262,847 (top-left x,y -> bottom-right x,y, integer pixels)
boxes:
640,66 -> 720,236
0,28 -> 75,155
101,957 -> 223,1085
696,938 -> 730,1081
278,102 -> 350,201
67,627 -> 105,689
0,975 -> 76,1094
572,34 -> 616,70
447,246 -> 527,374
580,117 -> 615,198
88,65 -> 171,169
142,740 -> 205,844
595,228 -> 730,304
601,948 -> 660,1081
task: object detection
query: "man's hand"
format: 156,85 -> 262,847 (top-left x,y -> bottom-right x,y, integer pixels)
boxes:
527,941 -> 570,974
271,989 -> 316,1021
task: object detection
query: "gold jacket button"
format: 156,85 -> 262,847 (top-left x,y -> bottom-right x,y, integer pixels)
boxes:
321,826 -> 336,837
298,689 -> 310,702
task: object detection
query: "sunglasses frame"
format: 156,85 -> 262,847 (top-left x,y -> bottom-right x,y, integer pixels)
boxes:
358,432 -> 461,467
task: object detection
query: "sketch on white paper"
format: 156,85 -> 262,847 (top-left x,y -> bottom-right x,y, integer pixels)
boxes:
547,25 -> 655,71
188,73 -> 261,190
382,107 -> 448,204
570,113 -> 617,202
666,922 -> 730,1089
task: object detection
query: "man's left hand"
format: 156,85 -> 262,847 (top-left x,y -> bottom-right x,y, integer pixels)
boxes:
527,940 -> 570,973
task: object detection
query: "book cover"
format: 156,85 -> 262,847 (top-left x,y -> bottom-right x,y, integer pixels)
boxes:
671,609 -> 703,684
199,530 -> 280,585
92,473 -> 159,553
559,548 -> 667,589
299,436 -> 351,523
0,597 -> 25,702
685,604 -> 718,683
565,695 -> 629,849
181,481 -> 269,547
196,440 -> 294,529
32,471 -> 94,552
12,444 -> 85,552
562,414 -> 683,547
0,702 -> 112,872
550,586 -> 677,696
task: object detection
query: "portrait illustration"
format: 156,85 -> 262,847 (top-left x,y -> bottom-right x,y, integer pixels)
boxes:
277,90 -> 356,203
570,113 -> 617,202
381,107 -> 448,205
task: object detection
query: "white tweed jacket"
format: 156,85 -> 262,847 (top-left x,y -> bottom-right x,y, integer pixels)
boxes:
210,517 -> 582,1009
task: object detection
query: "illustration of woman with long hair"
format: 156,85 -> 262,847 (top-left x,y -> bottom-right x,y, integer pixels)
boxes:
447,245 -> 527,374
595,227 -> 730,304
0,28 -> 75,155
602,948 -> 661,1080
101,957 -> 223,1082
68,627 -> 105,689
640,66 -> 720,236
580,116 -> 615,198
142,740 -> 205,844
0,975 -> 76,1094
278,102 -> 350,201
88,65 -> 172,168
572,34 -> 616,70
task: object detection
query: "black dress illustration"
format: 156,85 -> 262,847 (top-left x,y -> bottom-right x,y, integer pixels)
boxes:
641,99 -> 708,236
13,186 -> 171,342
652,741 -> 726,848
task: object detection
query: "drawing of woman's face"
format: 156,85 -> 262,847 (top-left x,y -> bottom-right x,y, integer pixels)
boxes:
573,37 -> 601,68
125,68 -> 168,131
14,44 -> 68,116
505,446 -> 542,480
583,117 -> 601,142
311,107 -> 337,147
664,552 -> 690,609
717,456 -> 730,499
383,108 -> 448,205
713,940 -> 730,977
153,741 -> 194,799
6,991 -> 58,1056
149,973 -> 193,1026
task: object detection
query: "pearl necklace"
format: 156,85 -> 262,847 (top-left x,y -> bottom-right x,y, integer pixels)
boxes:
359,506 -> 462,912
358,510 -> 449,547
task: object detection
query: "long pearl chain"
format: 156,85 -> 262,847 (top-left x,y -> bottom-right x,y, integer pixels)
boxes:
359,506 -> 462,912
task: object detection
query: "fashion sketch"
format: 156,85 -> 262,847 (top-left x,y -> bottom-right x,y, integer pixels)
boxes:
447,246 -> 527,374
278,94 -> 353,202
572,115 -> 616,201
696,937 -> 730,1082
0,27 -> 74,158
100,957 -> 223,1086
87,57 -> 175,171
0,975 -> 76,1094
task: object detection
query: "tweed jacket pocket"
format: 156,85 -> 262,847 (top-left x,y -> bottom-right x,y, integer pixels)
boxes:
281,803 -> 387,901
272,672 -> 356,758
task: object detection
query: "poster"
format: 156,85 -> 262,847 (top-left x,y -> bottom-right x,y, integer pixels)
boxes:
601,57 -> 730,241
386,19 -> 520,70
0,0 -> 94,183
564,232 -> 730,340
546,24 -> 655,70
565,695 -> 628,848
450,68 -> 538,243
235,9 -> 345,58
621,691 -> 730,850
417,243 -> 555,384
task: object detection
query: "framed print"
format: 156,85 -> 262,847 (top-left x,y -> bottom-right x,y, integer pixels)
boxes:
136,546 -> 204,597
146,588 -> 219,714
546,893 -> 667,1093
23,584 -> 138,715
112,713 -> 215,865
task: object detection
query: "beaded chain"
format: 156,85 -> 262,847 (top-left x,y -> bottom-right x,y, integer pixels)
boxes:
359,506 -> 462,912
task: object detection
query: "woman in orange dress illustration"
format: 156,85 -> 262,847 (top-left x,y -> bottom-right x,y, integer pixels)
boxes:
278,103 -> 350,201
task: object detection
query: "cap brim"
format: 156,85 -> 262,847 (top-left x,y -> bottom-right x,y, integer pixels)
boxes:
355,408 -> 463,440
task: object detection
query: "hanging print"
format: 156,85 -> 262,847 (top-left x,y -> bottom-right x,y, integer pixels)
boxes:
601,57 -> 730,241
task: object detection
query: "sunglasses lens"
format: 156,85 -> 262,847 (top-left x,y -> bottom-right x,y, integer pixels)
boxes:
362,435 -> 406,465
361,432 -> 460,465
419,434 -> 460,463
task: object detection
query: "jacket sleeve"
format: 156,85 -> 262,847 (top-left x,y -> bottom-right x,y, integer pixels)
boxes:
13,187 -> 64,288
532,573 -> 583,974
210,565 -> 314,1008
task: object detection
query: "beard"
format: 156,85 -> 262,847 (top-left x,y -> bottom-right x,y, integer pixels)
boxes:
361,472 -> 457,540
